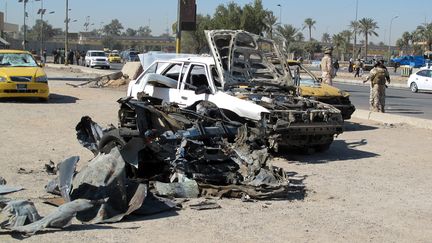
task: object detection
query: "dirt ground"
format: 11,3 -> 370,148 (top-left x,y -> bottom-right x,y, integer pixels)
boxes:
1,80 -> 431,243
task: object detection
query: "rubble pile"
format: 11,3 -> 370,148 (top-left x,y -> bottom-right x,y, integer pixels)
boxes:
0,96 -> 304,236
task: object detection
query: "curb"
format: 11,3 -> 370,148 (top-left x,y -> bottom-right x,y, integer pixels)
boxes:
333,78 -> 407,89
45,64 -> 117,76
351,109 -> 432,130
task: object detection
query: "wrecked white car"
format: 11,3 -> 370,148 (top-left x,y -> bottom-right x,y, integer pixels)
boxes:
128,30 -> 343,152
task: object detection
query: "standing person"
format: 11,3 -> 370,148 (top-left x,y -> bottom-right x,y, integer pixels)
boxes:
348,58 -> 353,73
43,49 -> 47,64
321,46 -> 334,85
81,51 -> 86,66
60,48 -> 65,64
333,59 -> 339,77
354,58 -> 361,77
52,49 -> 58,64
363,60 -> 390,112
75,50 -> 81,65
67,49 -> 74,65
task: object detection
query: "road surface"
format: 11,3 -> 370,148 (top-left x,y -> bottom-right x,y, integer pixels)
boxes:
335,83 -> 432,120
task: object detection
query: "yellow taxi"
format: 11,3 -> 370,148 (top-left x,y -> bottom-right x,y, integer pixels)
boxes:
0,49 -> 49,101
108,53 -> 121,63
288,60 -> 355,119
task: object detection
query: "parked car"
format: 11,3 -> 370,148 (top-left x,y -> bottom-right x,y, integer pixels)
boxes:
85,50 -> 110,69
407,69 -> 432,93
108,53 -> 121,63
121,50 -> 140,63
390,55 -> 425,68
0,49 -> 49,101
288,60 -> 355,119
127,30 -> 344,152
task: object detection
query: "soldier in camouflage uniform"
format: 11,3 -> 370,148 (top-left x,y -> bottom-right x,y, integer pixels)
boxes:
321,46 -> 334,85
363,61 -> 390,112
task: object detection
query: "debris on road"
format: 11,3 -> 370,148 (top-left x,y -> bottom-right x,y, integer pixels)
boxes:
66,71 -> 131,88
0,88 -> 305,237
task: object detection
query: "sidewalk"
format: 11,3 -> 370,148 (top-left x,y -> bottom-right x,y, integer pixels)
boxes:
45,63 -> 118,81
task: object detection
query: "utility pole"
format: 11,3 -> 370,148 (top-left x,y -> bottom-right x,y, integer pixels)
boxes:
65,0 -> 69,65
277,4 -> 282,25
18,0 -> 28,50
388,16 -> 399,60
176,0 -> 181,53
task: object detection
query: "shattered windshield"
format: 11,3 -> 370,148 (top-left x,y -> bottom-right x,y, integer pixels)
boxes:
0,53 -> 38,67
206,30 -> 293,88
289,63 -> 320,87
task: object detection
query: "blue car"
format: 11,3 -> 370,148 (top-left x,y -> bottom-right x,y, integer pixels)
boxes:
390,55 -> 425,68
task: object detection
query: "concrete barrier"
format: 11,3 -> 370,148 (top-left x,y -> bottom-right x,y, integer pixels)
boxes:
352,109 -> 432,130
121,62 -> 143,80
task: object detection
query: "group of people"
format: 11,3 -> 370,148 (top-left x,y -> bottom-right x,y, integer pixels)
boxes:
52,49 -> 86,66
320,46 -> 390,113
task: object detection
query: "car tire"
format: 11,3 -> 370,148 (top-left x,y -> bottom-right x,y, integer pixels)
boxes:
38,97 -> 49,102
410,82 -> 418,93
98,129 -> 126,154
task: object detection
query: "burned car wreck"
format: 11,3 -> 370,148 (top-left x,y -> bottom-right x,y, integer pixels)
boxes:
0,95 -> 304,236
128,30 -> 343,152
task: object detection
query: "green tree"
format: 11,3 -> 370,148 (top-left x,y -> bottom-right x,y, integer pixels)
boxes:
416,22 -> 432,51
103,19 -> 124,36
321,32 -> 331,43
358,17 -> 379,58
124,28 -> 137,37
263,11 -> 278,39
340,30 -> 352,58
241,0 -> 267,34
275,24 -> 300,52
304,40 -> 322,59
181,14 -> 213,53
212,2 -> 243,30
332,33 -> 345,59
26,20 -> 58,41
349,20 -> 360,58
303,18 -> 316,41
295,32 -> 304,42
137,26 -> 152,37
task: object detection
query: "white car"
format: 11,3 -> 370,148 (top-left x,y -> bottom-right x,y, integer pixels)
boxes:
127,30 -> 343,152
407,69 -> 432,93
84,50 -> 110,69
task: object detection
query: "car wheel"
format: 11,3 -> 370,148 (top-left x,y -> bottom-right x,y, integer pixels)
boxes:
98,129 -> 126,154
410,82 -> 418,93
38,97 -> 49,102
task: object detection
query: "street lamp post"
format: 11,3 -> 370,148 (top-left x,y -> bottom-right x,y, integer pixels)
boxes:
65,0 -> 69,65
18,0 -> 28,50
388,15 -> 399,59
277,4 -> 282,25
36,0 -> 54,59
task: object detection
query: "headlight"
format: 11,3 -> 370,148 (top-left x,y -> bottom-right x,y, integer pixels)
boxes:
35,75 -> 48,83
0,76 -> 6,82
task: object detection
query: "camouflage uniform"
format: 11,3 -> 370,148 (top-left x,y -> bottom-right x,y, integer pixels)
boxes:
364,66 -> 390,112
321,48 -> 334,85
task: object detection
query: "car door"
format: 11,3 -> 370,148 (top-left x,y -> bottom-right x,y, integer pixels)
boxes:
425,70 -> 432,90
177,63 -> 213,108
414,70 -> 429,90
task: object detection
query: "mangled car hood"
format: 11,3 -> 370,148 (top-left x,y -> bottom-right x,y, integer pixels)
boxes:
205,30 -> 294,89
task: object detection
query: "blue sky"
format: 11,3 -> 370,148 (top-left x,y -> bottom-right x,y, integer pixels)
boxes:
1,0 -> 430,44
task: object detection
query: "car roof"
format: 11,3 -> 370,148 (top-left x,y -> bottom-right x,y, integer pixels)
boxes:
169,56 -> 215,65
87,50 -> 105,52
0,49 -> 31,54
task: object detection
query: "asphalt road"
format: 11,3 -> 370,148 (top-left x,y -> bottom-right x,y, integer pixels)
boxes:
335,83 -> 432,120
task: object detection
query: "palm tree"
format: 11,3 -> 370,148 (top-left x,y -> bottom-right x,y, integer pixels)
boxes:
276,24 -> 300,46
416,22 -> 432,51
349,20 -> 360,58
340,30 -> 352,59
303,18 -> 316,41
321,33 -> 331,43
358,17 -> 379,58
263,11 -> 278,39
295,32 -> 305,42
332,33 -> 345,59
